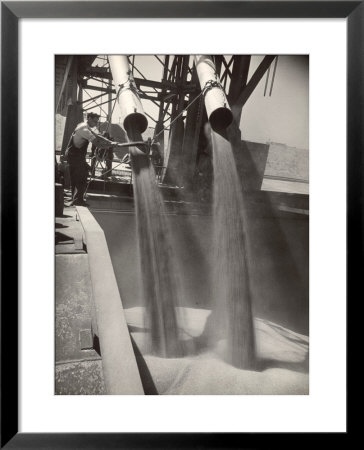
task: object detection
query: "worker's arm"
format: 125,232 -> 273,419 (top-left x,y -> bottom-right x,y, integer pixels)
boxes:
91,134 -> 141,149
98,139 -> 149,150
92,134 -> 119,149
89,128 -> 148,149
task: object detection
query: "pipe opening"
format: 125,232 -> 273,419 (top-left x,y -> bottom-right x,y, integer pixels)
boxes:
209,107 -> 233,132
124,113 -> 148,135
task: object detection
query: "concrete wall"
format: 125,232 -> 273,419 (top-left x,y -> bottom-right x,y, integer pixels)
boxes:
265,142 -> 309,182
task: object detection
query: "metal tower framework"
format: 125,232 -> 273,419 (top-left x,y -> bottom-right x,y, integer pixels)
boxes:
57,54 -> 278,187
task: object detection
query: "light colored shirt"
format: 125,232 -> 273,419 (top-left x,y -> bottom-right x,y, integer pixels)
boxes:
72,122 -> 99,148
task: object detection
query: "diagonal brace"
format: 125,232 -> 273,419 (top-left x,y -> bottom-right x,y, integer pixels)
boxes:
232,55 -> 277,120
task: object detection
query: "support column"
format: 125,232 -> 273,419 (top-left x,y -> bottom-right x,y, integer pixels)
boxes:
182,66 -> 204,190
228,56 -> 251,125
154,55 -> 170,165
107,78 -> 112,124
61,57 -> 84,154
164,55 -> 189,187
231,55 -> 276,120
228,55 -> 276,191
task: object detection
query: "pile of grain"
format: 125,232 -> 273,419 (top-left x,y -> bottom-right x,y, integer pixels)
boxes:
125,307 -> 309,395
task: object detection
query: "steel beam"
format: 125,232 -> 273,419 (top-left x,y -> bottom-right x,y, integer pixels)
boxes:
228,56 -> 251,123
269,56 -> 279,96
214,55 -> 223,77
228,56 -> 251,104
83,97 -> 116,112
80,82 -> 164,104
60,104 -> 84,153
70,57 -> 78,104
164,56 -> 189,186
232,55 -> 276,118
220,57 -> 234,83
80,66 -> 194,91
154,55 -> 170,159
107,79 -> 112,122
55,56 -> 73,113
182,66 -> 204,189
79,91 -> 106,105
83,89 -> 109,117
80,80 -> 193,105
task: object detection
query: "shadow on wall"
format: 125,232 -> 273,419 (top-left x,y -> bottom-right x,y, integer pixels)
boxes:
234,140 -> 270,191
232,139 -> 308,335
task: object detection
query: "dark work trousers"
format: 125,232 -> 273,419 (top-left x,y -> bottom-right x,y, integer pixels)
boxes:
68,157 -> 89,204
65,137 -> 89,205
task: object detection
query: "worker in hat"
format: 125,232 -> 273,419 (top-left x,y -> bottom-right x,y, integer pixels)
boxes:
64,112 -> 121,206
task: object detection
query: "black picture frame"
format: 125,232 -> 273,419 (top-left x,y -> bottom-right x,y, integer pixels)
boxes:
1,1 -> 358,448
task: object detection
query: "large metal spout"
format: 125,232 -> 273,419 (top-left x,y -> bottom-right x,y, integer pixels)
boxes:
108,55 -> 148,135
194,55 -> 233,131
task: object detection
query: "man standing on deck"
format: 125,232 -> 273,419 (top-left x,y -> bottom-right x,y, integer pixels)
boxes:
64,112 -> 121,206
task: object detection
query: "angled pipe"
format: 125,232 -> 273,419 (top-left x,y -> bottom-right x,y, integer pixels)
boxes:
194,55 -> 233,131
108,55 -> 148,135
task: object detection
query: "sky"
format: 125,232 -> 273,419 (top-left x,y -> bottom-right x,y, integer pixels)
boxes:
241,55 -> 309,149
86,55 -> 309,150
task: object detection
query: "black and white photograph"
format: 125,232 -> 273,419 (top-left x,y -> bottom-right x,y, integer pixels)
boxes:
0,0 -> 358,440
55,54 -> 309,396
2,0 -> 357,443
